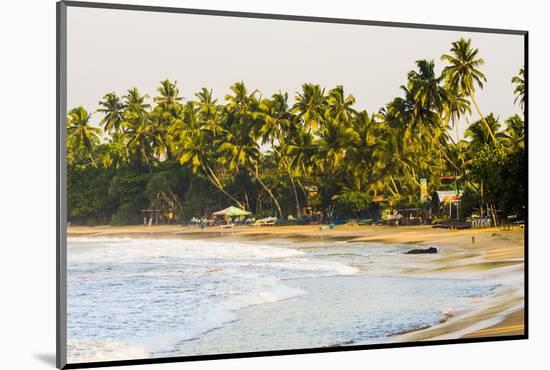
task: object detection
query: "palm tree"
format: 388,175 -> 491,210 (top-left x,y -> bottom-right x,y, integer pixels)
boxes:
195,88 -> 219,123
255,92 -> 303,217
315,117 -> 348,173
444,88 -> 471,143
326,85 -> 356,123
378,123 -> 420,202
292,83 -> 326,131
97,92 -> 124,135
344,110 -> 384,193
255,92 -> 293,146
503,114 -> 525,150
284,126 -> 318,213
123,87 -> 151,118
178,127 -> 246,209
154,79 -> 183,112
222,125 -> 285,218
406,59 -> 449,141
512,68 -> 525,111
67,106 -> 102,165
285,127 -> 317,182
223,82 -> 283,218
224,81 -> 259,113
464,113 -> 506,151
148,112 -> 171,161
121,113 -> 154,170
441,38 -> 496,142
408,60 -> 449,113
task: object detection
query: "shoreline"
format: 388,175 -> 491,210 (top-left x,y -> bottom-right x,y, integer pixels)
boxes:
67,224 -> 525,342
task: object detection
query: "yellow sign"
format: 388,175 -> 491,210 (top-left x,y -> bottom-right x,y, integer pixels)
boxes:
420,179 -> 428,202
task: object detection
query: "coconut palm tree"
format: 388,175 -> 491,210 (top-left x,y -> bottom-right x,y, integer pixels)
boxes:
148,112 -> 171,161
221,123 -> 284,218
154,79 -> 183,108
326,85 -> 357,123
97,92 -> 124,135
378,123 -> 420,201
255,92 -> 303,217
255,92 -> 293,146
408,60 -> 449,115
503,114 -> 525,150
444,88 -> 471,143
123,87 -> 151,118
178,126 -> 246,209
224,81 -> 259,113
67,106 -> 102,166
441,38 -> 496,142
223,83 -> 283,218
285,127 -> 317,183
292,83 -> 326,131
315,117 -> 348,172
464,113 -> 506,151
512,68 -> 525,111
195,88 -> 220,127
121,113 -> 154,170
344,110 -> 384,193
406,59 -> 450,155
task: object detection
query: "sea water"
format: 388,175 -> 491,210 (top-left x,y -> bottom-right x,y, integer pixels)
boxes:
67,237 -> 497,363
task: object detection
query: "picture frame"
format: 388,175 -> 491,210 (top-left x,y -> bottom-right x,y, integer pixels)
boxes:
57,1 -> 528,368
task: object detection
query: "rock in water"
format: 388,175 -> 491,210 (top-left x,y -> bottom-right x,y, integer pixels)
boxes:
404,247 -> 438,254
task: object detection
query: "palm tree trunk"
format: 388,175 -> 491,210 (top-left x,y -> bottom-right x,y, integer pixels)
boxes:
244,192 -> 251,211
426,131 -> 461,173
167,189 -> 183,211
205,165 -> 246,209
453,116 -> 460,144
279,152 -> 301,219
296,179 -> 308,199
254,165 -> 283,219
471,94 -> 497,142
386,183 -> 398,198
390,176 -> 400,197
141,148 -> 152,173
287,170 -> 301,219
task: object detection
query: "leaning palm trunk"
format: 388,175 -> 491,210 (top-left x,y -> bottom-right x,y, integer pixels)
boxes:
425,130 -> 461,173
275,146 -> 301,219
452,116 -> 460,144
254,165 -> 283,220
471,94 -> 497,143
141,148 -> 152,173
389,176 -> 401,197
287,169 -> 301,219
205,165 -> 246,209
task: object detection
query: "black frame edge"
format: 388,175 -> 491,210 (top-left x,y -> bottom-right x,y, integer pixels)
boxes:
57,1 -> 68,369
63,335 -> 527,369
523,32 -> 530,339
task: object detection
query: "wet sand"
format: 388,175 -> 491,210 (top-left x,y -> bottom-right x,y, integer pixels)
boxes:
68,224 -> 525,341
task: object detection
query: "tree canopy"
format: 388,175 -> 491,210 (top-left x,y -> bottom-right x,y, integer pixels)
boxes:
67,40 -> 526,226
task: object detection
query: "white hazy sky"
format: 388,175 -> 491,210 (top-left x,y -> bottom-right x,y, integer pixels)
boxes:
67,6 -> 524,138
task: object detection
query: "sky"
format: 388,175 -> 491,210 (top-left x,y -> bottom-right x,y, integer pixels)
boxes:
67,6 -> 525,139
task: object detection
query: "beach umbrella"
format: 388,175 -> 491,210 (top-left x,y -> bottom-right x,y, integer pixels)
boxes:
212,206 -> 251,217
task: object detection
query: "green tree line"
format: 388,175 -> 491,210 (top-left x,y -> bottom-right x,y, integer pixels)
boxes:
67,38 -> 525,226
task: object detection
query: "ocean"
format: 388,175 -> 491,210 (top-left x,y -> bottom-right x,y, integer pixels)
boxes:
66,236 -> 498,363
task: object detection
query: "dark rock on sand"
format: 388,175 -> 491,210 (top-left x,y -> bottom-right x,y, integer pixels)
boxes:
404,247 -> 438,254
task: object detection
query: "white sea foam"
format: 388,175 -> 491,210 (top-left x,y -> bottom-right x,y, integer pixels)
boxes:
67,340 -> 150,363
67,237 -> 499,361
67,237 -> 350,358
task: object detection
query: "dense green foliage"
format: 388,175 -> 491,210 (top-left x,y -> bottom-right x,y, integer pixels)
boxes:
67,38 -> 526,225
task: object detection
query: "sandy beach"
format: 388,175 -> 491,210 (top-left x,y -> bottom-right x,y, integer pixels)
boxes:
68,223 -> 525,344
